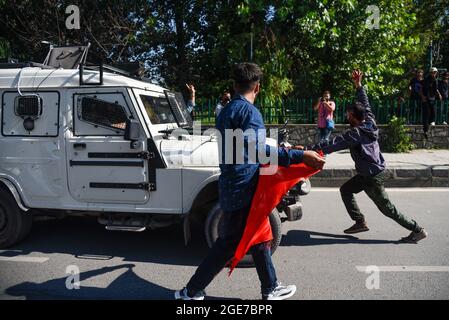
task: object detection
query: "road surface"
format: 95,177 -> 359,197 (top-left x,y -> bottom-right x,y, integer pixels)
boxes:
1,188 -> 448,300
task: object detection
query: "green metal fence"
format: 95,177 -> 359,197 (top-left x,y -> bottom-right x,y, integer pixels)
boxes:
194,97 -> 449,125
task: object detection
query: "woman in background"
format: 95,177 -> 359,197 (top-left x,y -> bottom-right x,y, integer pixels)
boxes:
314,90 -> 336,142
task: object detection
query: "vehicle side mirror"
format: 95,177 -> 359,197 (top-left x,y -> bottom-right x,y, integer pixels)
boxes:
124,119 -> 140,141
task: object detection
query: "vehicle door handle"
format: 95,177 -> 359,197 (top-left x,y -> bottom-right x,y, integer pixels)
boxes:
73,143 -> 86,150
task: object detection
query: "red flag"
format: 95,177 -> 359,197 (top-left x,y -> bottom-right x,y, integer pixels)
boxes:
228,162 -> 321,275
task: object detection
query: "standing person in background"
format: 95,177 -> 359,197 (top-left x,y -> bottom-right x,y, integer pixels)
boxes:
186,83 -> 196,120
215,91 -> 231,118
314,90 -> 336,143
438,71 -> 449,125
422,67 -> 442,137
408,69 -> 424,124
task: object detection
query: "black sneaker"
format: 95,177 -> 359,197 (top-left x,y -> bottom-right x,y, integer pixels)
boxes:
174,287 -> 205,300
262,283 -> 297,300
344,221 -> 369,234
400,228 -> 428,243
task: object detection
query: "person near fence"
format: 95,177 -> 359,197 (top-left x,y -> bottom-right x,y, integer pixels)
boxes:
422,67 -> 442,135
185,83 -> 196,120
438,71 -> 449,125
175,62 -> 325,301
314,90 -> 335,142
408,69 -> 424,124
214,90 -> 231,117
302,70 -> 428,243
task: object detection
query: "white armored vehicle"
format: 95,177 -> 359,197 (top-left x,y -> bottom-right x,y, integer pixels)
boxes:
0,45 -> 310,263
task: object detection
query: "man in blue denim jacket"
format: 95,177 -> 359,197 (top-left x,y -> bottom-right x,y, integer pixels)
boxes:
307,70 -> 427,243
175,63 -> 325,300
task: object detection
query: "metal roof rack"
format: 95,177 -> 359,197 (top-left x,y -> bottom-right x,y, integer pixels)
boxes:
0,61 -> 55,69
0,43 -> 90,70
80,61 -> 148,86
1,43 -> 155,87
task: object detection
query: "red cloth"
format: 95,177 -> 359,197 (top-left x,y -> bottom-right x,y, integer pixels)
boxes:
228,162 -> 322,275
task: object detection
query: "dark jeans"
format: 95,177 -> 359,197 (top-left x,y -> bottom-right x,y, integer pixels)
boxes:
340,170 -> 420,232
443,99 -> 449,122
422,100 -> 436,133
407,98 -> 421,124
318,127 -> 332,142
186,205 -> 278,296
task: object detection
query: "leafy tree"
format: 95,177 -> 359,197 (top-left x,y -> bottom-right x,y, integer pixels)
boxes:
269,0 -> 429,98
0,0 -> 150,63
0,0 -> 447,101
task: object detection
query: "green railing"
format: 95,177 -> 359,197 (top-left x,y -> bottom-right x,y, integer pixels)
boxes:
194,98 -> 449,125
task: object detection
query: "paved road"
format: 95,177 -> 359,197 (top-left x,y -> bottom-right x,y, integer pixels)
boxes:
1,188 -> 448,300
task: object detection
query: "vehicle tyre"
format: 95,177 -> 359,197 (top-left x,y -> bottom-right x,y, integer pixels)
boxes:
0,190 -> 33,248
204,202 -> 282,267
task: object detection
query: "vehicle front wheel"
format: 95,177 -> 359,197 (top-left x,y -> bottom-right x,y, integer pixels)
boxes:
204,202 -> 282,267
0,189 -> 33,248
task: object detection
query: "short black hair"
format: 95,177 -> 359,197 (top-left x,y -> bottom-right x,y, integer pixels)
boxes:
232,62 -> 263,92
346,102 -> 366,121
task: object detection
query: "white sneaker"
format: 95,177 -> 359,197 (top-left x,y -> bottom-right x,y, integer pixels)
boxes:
430,122 -> 436,126
174,287 -> 205,300
443,121 -> 448,125
263,283 -> 297,300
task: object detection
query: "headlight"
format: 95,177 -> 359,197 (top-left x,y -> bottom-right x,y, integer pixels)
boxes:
297,179 -> 311,195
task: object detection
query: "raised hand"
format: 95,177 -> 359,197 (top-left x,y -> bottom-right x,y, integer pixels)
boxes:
186,83 -> 195,94
352,69 -> 363,88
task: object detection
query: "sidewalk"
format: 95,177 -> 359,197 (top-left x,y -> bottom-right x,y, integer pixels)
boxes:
311,149 -> 449,187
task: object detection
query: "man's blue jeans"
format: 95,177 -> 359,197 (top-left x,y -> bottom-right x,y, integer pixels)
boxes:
319,127 -> 332,142
186,205 -> 278,296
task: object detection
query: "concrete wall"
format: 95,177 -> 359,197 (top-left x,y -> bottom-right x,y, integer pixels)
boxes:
266,124 -> 449,149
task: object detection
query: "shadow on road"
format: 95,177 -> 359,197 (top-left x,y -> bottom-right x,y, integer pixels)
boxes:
4,263 -> 238,300
280,230 -> 401,246
2,216 -> 209,267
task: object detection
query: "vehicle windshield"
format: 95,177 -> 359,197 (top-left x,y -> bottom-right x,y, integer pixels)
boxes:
139,95 -> 176,124
164,91 -> 193,127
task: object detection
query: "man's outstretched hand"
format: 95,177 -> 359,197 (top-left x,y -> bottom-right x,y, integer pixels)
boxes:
303,151 -> 326,170
185,83 -> 196,98
352,69 -> 363,88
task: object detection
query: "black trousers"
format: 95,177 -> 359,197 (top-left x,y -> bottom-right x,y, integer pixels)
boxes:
422,100 -> 436,133
340,171 -> 420,232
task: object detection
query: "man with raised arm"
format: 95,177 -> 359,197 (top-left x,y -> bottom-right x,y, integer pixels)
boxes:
305,70 -> 427,243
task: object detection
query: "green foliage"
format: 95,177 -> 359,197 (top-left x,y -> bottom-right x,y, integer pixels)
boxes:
0,38 -> 10,59
382,116 -> 416,153
275,0 -> 430,98
0,0 -> 151,63
0,0 -> 446,100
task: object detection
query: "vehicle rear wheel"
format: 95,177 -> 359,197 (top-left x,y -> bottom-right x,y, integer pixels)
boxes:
0,190 -> 33,248
204,202 -> 282,267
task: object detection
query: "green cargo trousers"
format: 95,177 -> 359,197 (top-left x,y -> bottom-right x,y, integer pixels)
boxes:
340,170 -> 420,232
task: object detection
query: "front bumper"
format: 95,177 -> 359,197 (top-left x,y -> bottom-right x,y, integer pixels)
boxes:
277,179 -> 310,222
284,202 -> 303,221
